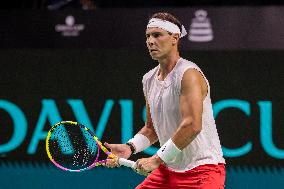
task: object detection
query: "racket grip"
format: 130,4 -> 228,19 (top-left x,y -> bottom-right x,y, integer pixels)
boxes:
118,158 -> 136,169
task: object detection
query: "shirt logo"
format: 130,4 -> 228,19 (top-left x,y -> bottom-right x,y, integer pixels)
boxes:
161,145 -> 167,152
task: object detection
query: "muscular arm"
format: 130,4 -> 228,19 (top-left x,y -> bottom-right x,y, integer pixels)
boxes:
137,98 -> 158,145
172,69 -> 208,150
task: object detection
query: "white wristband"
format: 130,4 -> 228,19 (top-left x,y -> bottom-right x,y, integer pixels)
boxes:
157,138 -> 182,164
127,134 -> 150,154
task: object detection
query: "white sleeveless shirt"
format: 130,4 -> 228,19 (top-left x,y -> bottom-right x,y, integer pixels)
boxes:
142,58 -> 225,171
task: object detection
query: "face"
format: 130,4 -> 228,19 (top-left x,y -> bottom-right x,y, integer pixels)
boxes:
145,27 -> 178,60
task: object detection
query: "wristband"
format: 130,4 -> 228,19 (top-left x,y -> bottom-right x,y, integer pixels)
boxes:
157,138 -> 182,164
127,134 -> 150,154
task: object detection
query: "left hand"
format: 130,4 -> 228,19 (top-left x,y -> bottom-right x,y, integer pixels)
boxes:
135,155 -> 163,175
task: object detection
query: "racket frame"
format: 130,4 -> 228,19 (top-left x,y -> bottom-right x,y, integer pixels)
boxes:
46,121 -> 136,172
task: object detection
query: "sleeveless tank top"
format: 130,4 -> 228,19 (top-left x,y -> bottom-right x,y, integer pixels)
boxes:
142,58 -> 225,171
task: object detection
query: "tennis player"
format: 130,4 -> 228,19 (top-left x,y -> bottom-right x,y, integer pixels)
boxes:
105,12 -> 226,188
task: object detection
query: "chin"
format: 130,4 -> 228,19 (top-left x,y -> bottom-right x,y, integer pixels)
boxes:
151,56 -> 159,60
150,54 -> 160,60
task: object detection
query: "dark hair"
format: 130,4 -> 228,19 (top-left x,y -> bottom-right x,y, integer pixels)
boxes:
149,12 -> 182,32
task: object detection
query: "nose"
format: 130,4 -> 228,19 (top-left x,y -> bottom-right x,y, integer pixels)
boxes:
146,36 -> 154,47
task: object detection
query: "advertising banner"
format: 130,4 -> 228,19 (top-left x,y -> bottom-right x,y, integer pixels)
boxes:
0,7 -> 284,49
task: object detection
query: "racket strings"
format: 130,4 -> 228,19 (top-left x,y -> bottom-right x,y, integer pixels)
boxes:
47,123 -> 104,171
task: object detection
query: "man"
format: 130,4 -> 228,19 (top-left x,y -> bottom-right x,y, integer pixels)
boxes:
105,12 -> 226,189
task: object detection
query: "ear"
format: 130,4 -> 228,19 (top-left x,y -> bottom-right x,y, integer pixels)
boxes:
172,34 -> 179,45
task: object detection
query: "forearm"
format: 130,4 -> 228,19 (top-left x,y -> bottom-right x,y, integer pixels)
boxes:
156,120 -> 201,164
172,119 -> 201,150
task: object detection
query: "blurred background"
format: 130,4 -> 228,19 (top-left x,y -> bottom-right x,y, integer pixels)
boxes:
0,1 -> 284,189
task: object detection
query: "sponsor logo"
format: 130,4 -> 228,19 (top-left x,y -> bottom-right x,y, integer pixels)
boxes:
188,10 -> 213,42
55,15 -> 85,37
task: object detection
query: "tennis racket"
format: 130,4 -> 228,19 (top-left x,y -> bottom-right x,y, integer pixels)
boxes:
46,121 -> 136,172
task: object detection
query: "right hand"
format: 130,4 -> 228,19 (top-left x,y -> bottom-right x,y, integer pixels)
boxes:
104,142 -> 132,168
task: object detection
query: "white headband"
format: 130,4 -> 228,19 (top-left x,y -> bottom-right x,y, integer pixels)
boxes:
147,18 -> 187,38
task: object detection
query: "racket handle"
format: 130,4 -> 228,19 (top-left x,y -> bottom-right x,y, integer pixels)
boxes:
118,158 -> 136,169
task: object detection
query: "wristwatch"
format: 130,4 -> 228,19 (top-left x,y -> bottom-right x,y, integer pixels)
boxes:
126,142 -> 135,155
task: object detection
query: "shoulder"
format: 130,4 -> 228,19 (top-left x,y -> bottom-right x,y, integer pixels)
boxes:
175,58 -> 201,74
182,69 -> 204,85
181,66 -> 208,99
174,58 -> 208,96
173,58 -> 203,85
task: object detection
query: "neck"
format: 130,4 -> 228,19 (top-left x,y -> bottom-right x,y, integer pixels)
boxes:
157,51 -> 180,80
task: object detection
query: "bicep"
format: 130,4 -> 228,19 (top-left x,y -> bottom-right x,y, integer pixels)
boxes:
172,69 -> 206,149
179,69 -> 207,125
